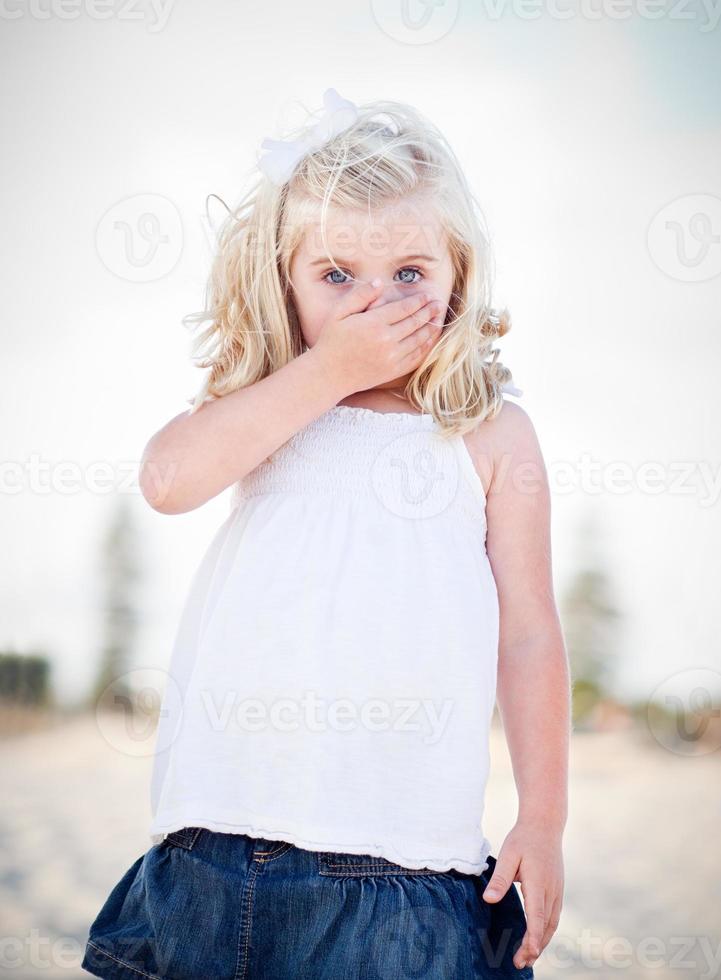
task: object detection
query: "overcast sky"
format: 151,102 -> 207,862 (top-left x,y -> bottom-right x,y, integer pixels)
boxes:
1,0 -> 719,706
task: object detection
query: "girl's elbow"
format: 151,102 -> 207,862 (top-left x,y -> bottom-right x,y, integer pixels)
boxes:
138,440 -> 188,514
138,452 -> 216,515
139,461 -> 176,513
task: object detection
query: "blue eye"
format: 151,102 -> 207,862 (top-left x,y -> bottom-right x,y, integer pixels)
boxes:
325,268 -> 351,285
397,267 -> 423,284
323,266 -> 423,285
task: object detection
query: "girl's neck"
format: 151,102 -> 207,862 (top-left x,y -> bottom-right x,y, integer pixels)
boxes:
337,382 -> 417,414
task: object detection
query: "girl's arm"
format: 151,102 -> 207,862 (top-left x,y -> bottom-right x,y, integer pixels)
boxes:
139,344 -> 349,514
467,399 -> 570,972
139,283 -> 439,515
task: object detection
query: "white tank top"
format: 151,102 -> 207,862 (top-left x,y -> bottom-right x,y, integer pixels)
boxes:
149,385 -> 522,876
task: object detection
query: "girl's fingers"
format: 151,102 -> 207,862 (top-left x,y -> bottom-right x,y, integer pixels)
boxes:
373,290 -> 436,335
337,280 -> 385,319
540,892 -> 563,951
516,890 -> 547,969
396,307 -> 443,356
398,323 -> 442,371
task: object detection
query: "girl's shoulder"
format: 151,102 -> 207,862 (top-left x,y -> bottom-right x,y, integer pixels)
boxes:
462,397 -> 544,499
485,395 -> 535,438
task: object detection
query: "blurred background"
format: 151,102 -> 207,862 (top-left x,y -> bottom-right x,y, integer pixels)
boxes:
1,1 -> 720,977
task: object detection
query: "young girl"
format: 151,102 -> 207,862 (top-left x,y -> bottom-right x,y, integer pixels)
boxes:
83,89 -> 569,980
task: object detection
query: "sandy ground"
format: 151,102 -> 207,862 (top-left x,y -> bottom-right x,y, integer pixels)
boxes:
1,711 -> 719,979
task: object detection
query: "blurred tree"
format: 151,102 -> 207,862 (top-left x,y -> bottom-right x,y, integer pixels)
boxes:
559,513 -> 623,727
0,650 -> 53,706
91,496 -> 142,713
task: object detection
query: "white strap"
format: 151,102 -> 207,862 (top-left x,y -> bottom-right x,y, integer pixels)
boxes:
501,381 -> 524,397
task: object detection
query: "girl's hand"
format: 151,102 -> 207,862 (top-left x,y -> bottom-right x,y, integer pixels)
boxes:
482,820 -> 565,971
311,280 -> 445,395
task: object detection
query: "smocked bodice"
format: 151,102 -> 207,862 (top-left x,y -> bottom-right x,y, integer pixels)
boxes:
230,404 -> 488,532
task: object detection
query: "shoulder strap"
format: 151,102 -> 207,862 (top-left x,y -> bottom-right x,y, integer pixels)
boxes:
501,381 -> 523,397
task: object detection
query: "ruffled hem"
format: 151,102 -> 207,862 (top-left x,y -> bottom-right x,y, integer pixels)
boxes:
150,814 -> 492,877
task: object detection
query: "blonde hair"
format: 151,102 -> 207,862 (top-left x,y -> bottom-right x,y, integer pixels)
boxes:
183,95 -> 517,438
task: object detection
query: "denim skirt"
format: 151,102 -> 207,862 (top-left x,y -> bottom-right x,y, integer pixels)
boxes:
81,827 -> 534,979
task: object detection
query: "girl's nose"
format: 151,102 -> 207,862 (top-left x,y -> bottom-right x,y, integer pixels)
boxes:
365,283 -> 406,310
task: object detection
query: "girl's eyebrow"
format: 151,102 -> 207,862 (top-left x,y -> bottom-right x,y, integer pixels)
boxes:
308,252 -> 439,267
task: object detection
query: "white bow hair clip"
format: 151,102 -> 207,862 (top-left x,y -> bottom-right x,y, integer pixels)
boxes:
257,87 -> 360,187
